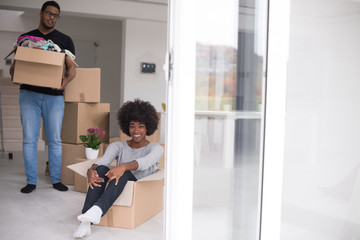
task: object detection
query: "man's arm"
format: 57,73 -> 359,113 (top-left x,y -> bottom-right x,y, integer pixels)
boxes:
61,56 -> 76,89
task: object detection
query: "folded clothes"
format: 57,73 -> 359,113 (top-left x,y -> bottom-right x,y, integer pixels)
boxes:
20,39 -> 48,49
17,35 -> 46,44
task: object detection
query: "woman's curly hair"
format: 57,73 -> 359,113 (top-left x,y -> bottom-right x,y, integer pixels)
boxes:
117,99 -> 159,136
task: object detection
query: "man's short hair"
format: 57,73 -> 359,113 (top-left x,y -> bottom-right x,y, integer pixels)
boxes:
41,1 -> 60,12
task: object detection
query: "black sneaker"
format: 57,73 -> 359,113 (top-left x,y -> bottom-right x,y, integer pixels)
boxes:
53,182 -> 68,192
21,184 -> 36,193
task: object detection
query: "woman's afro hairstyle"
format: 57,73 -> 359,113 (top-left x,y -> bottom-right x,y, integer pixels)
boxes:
117,98 -> 159,137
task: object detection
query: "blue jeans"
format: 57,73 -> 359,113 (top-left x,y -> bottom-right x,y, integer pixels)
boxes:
19,89 -> 64,185
82,165 -> 137,216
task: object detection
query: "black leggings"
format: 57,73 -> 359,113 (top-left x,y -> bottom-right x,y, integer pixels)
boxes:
81,165 -> 137,216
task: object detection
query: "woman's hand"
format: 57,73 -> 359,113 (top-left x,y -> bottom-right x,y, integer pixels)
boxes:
87,168 -> 104,189
105,165 -> 126,186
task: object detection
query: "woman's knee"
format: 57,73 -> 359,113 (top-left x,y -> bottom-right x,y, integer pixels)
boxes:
96,165 -> 110,177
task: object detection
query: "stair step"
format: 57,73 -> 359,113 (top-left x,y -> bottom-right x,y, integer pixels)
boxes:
0,139 -> 45,151
1,127 -> 44,139
1,106 -> 20,117
1,94 -> 19,106
0,77 -> 14,86
2,116 -> 21,128
2,128 -> 22,139
0,85 -> 19,95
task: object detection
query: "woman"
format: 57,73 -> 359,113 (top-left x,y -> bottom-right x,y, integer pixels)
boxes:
73,99 -> 163,238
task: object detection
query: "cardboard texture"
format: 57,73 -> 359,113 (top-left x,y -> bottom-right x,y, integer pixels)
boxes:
10,46 -> 65,88
110,138 -> 121,143
64,68 -> 101,103
119,112 -> 161,143
159,143 -> 165,169
62,102 -> 110,144
61,143 -> 106,185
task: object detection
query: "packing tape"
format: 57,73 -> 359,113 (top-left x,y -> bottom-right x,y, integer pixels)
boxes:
79,93 -> 85,102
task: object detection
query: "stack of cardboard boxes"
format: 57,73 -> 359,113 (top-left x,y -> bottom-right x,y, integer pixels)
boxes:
61,68 -> 110,187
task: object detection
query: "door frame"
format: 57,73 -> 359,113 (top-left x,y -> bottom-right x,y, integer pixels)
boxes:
164,1 -> 291,239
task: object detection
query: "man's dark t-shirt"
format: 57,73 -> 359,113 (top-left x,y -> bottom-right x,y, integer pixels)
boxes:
18,29 -> 75,96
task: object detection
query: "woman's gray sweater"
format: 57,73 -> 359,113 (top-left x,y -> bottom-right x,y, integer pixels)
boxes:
95,141 -> 164,180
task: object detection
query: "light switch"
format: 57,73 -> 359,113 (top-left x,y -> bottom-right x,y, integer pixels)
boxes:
141,62 -> 156,73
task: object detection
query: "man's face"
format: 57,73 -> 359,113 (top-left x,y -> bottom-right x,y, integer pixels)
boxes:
40,6 -> 60,30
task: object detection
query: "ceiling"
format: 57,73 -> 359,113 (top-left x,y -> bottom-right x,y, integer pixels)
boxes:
116,0 -> 168,5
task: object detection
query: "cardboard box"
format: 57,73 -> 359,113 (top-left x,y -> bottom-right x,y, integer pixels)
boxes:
98,177 -> 163,228
61,143 -> 86,185
159,144 -> 165,169
61,143 -> 106,185
62,102 -> 110,144
64,68 -> 101,103
119,112 -> 161,143
73,158 -> 90,193
10,46 -> 65,88
67,144 -> 165,228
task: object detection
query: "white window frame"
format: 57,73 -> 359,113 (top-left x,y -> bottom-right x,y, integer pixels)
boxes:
164,1 -> 196,240
164,1 -> 290,239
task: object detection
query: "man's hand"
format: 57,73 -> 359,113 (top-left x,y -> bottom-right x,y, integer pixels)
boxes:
60,56 -> 76,89
87,168 -> 104,189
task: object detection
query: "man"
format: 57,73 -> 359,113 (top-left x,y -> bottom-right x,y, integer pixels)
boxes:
10,1 -> 76,193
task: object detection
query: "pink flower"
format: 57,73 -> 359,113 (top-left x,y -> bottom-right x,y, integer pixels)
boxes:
80,127 -> 105,150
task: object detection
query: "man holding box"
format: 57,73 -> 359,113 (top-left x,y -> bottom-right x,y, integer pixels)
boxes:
9,1 -> 76,193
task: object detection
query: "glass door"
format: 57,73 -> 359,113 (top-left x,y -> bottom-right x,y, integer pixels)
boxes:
165,0 -> 269,239
192,0 -> 267,239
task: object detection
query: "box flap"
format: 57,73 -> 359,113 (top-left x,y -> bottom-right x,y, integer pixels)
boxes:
138,169 -> 164,182
3,47 -> 17,60
67,158 -> 97,177
14,46 -> 65,66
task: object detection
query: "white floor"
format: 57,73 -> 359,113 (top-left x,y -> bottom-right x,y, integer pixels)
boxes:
0,150 -> 164,240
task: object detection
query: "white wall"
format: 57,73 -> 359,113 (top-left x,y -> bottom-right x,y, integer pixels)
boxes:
123,19 -> 167,142
281,2 -> 360,239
